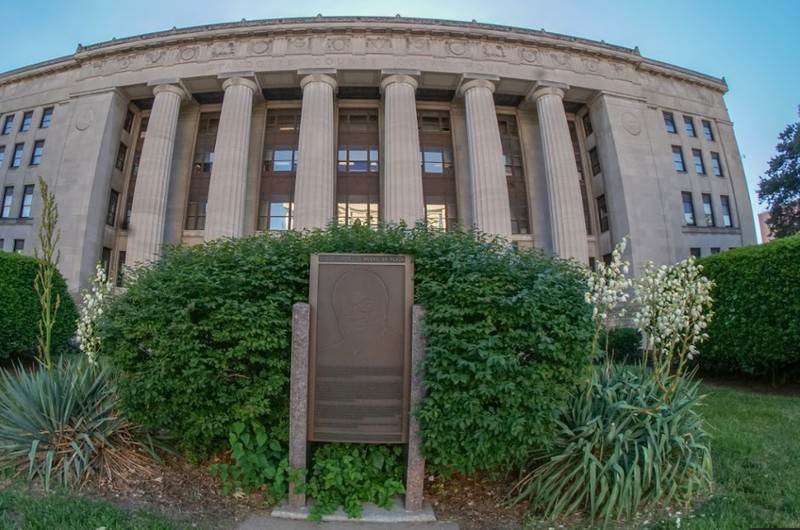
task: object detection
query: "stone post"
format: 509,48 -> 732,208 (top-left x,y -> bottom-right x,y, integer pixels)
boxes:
288,302 -> 310,509
381,73 -> 424,225
460,77 -> 512,239
127,81 -> 187,265
293,72 -> 337,231
204,75 -> 257,241
405,305 -> 428,512
529,82 -> 589,264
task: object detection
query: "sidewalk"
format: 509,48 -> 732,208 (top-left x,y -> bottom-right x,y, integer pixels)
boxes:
237,515 -> 458,529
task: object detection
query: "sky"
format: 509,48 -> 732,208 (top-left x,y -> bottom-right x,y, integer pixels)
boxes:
1,0 -> 798,234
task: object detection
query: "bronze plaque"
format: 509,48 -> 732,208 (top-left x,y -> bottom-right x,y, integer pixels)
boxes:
308,254 -> 413,443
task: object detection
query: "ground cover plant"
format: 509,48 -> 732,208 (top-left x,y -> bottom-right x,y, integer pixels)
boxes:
100,223 -> 593,507
698,234 -> 800,379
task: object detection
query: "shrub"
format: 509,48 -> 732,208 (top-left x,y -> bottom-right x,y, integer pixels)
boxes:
604,327 -> 642,364
102,224 -> 592,471
698,235 -> 800,379
514,365 -> 712,527
0,356 -> 160,490
304,443 -> 405,520
0,251 -> 78,359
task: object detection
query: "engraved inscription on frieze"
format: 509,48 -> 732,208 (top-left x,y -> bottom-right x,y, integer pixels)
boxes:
308,254 -> 413,444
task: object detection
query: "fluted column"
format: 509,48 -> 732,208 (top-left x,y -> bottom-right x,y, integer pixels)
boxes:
127,82 -> 187,265
381,74 -> 424,224
530,82 -> 589,264
293,73 -> 337,231
460,78 -> 512,239
204,76 -> 257,241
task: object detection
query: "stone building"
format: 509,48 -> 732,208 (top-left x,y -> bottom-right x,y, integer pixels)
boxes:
0,16 -> 756,292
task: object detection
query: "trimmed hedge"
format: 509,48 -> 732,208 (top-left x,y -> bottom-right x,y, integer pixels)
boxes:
0,251 -> 78,359
698,235 -> 800,378
102,224 -> 593,469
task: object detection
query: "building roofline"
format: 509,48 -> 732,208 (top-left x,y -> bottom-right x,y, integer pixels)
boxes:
0,16 -> 728,92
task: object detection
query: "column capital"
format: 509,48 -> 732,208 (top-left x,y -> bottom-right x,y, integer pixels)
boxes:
380,74 -> 418,93
458,74 -> 499,96
528,81 -> 570,102
221,76 -> 258,93
149,81 -> 189,101
298,69 -> 338,92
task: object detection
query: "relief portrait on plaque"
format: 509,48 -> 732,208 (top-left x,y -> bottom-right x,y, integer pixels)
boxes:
318,269 -> 404,368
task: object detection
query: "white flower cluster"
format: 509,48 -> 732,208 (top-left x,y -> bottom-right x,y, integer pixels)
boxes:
632,256 -> 714,366
76,263 -> 114,365
585,236 -> 632,323
585,238 -> 714,382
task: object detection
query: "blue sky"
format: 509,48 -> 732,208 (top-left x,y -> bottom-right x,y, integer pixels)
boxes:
2,0 -> 798,229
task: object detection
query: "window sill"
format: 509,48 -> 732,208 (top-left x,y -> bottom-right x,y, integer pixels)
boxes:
0,218 -> 33,225
682,226 -> 740,235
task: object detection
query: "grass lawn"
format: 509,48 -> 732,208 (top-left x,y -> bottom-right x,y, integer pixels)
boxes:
0,487 -> 175,530
650,383 -> 800,529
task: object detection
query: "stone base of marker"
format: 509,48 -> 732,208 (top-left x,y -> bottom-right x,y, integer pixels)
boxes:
282,301 -> 429,515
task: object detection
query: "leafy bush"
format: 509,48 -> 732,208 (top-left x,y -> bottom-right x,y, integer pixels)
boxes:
304,444 -> 405,520
604,327 -> 642,364
0,251 -> 78,359
102,224 -> 592,471
0,356 -> 160,490
210,421 -> 296,498
698,235 -> 800,379
514,365 -> 712,527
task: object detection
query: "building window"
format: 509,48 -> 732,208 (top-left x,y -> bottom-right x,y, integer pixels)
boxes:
10,143 -> 24,168
690,247 -> 701,258
0,145 -> 4,168
259,109 -> 301,231
419,110 -> 457,230
710,247 -> 721,254
683,116 -> 696,137
702,120 -> 714,141
597,194 -> 609,232
29,140 -> 44,166
115,143 -> 127,171
568,120 -> 593,235
692,149 -> 705,175
672,146 -> 686,172
123,110 -> 134,133
13,239 -> 24,253
116,251 -> 126,287
106,189 -> 119,226
682,192 -> 696,226
184,112 -> 219,231
498,114 -> 530,235
582,113 -> 593,136
20,111 -> 33,132
20,185 -> 34,218
1,187 -> 12,218
0,239 -> 3,250
720,195 -> 733,227
663,112 -> 677,133
710,152 -> 724,177
184,201 -> 207,230
702,193 -> 715,227
589,147 -> 602,175
101,247 -> 112,277
123,113 -> 148,229
337,108 -> 380,227
2,115 -> 14,135
40,107 -> 53,129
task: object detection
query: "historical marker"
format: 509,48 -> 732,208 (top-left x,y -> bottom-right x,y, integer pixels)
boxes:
308,254 -> 413,443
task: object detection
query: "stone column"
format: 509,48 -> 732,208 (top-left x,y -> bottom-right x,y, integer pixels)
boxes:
204,76 -> 257,241
460,77 -> 512,239
293,72 -> 337,231
530,82 -> 589,264
381,73 -> 424,225
127,81 -> 187,265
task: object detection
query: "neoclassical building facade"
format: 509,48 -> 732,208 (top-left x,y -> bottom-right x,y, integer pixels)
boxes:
0,17 -> 756,292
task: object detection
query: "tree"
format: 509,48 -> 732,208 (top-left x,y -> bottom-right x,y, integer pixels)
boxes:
758,107 -> 800,238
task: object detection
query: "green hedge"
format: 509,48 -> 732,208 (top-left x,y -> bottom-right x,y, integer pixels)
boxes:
102,224 -> 593,470
0,251 -> 78,359
698,235 -> 800,378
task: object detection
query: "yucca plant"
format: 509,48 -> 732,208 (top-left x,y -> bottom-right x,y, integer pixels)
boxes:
0,356 -> 162,490
514,365 -> 712,527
